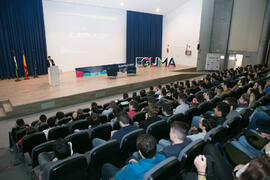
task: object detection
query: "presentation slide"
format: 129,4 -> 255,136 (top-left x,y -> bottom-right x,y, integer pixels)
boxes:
43,0 -> 126,72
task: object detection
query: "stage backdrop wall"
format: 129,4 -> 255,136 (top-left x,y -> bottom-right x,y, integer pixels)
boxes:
162,0 -> 202,67
126,11 -> 163,65
43,0 -> 127,72
0,0 -> 48,80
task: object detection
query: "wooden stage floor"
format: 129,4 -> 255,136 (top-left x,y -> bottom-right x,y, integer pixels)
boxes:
0,65 -> 205,120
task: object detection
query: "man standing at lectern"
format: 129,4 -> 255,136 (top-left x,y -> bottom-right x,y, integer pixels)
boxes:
47,56 -> 55,68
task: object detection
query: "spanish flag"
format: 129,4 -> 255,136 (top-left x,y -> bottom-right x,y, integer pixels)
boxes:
22,50 -> 29,79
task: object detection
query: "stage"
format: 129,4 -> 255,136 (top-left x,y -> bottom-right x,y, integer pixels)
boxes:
0,65 -> 206,120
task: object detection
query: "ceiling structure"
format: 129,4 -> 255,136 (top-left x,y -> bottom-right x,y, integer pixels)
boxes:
46,0 -> 190,15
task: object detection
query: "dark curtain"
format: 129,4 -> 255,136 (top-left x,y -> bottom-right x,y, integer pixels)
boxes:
0,0 -> 47,79
126,11 -> 163,65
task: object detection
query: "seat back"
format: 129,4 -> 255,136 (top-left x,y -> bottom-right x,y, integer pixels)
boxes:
69,119 -> 89,133
90,123 -> 112,141
120,129 -> 144,161
83,108 -> 90,113
22,132 -> 47,156
167,113 -> 186,124
65,111 -> 74,117
14,127 -> 26,142
65,131 -> 92,154
143,157 -> 180,180
204,125 -> 228,144
48,126 -> 70,141
38,123 -> 49,131
223,116 -> 241,138
57,117 -> 71,126
132,111 -> 146,122
178,139 -> 206,171
146,120 -> 169,142
139,101 -> 148,110
184,107 -> 199,126
45,154 -> 88,180
87,140 -> 122,180
99,115 -> 108,124
107,112 -> 115,121
31,140 -> 55,168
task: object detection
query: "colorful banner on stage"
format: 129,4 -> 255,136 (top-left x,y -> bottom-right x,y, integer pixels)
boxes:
75,63 -> 134,78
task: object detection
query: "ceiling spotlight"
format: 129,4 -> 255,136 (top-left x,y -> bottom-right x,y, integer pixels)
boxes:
120,2 -> 124,6
156,8 -> 160,12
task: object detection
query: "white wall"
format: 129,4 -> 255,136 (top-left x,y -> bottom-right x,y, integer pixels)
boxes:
43,0 -> 126,72
162,0 -> 202,67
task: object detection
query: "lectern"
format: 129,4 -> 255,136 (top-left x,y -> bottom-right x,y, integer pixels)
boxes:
48,66 -> 59,86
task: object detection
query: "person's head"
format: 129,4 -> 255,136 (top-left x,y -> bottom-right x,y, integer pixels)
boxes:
199,117 -> 217,132
56,111 -> 65,120
238,93 -> 250,105
112,105 -> 122,117
91,102 -> 98,109
129,100 -> 138,111
39,114 -> 47,123
162,103 -> 174,116
204,91 -> 214,101
149,86 -> 154,91
140,89 -> 146,97
221,81 -> 230,90
123,93 -> 129,100
16,119 -> 25,127
48,56 -> 51,60
77,108 -> 83,115
161,88 -> 167,97
224,97 -> 238,111
148,96 -> 156,105
136,134 -> 157,159
239,154 -> 270,180
53,138 -> 71,160
199,82 -> 206,90
178,93 -> 187,104
47,117 -> 56,128
214,102 -> 230,117
194,93 -> 204,104
215,86 -> 223,96
71,111 -> 78,120
117,111 -> 130,127
170,121 -> 189,143
146,104 -> 159,118
89,112 -> 100,126
157,85 -> 162,90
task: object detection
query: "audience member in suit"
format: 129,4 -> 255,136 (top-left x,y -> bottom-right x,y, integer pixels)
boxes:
34,114 -> 47,130
46,56 -> 55,68
92,111 -> 138,147
139,104 -> 161,130
43,117 -> 56,140
38,138 -> 73,180
127,100 -> 139,120
157,121 -> 192,158
101,134 -> 166,180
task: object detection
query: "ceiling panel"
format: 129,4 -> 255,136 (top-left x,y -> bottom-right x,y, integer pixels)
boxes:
45,0 -> 190,15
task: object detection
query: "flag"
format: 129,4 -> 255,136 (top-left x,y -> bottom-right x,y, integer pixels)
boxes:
22,50 -> 29,79
12,50 -> 19,79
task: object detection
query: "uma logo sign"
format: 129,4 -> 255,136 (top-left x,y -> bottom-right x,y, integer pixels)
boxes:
136,57 -> 176,68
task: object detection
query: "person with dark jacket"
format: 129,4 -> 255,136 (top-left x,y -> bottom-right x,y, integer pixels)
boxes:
139,105 -> 161,130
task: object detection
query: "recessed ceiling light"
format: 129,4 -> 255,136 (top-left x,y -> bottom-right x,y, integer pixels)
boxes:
156,8 -> 160,12
120,2 -> 124,6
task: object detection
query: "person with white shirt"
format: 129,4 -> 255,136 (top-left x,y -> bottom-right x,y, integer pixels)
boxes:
174,93 -> 189,115
43,117 -> 56,140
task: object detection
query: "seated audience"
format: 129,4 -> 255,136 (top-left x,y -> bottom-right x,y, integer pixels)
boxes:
55,111 -> 65,121
127,100 -> 139,120
139,105 -> 161,130
157,121 -> 192,157
101,134 -> 166,180
213,102 -> 230,125
188,116 -> 217,141
160,103 -> 174,122
92,111 -> 138,146
236,93 -> 250,112
221,81 -> 231,95
38,138 -> 72,180
43,117 -> 56,140
174,93 -> 189,114
34,114 -> 48,130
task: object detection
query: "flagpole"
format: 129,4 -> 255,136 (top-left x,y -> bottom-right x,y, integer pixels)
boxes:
12,50 -> 21,82
22,50 -> 29,80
